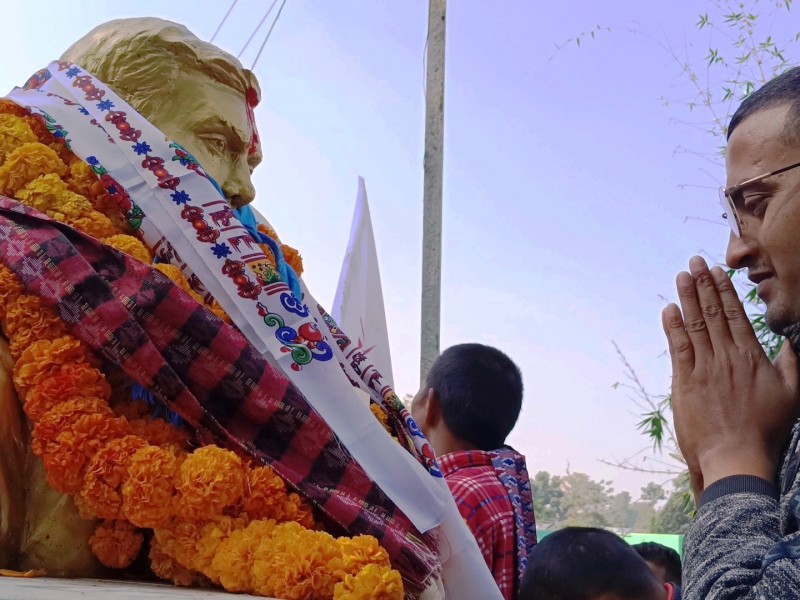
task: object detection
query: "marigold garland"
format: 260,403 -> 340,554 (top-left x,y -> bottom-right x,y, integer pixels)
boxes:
0,102 -> 404,599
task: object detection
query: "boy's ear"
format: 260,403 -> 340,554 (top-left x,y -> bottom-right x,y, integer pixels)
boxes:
424,388 -> 442,428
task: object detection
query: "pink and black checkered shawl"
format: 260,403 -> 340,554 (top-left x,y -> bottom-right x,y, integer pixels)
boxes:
0,197 -> 438,596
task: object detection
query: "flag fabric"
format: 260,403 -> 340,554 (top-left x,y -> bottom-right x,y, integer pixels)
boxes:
332,177 -> 395,394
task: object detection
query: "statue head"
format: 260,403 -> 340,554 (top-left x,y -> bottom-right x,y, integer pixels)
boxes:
60,17 -> 263,208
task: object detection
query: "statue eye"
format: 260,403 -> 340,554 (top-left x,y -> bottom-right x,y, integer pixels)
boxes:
201,134 -> 227,156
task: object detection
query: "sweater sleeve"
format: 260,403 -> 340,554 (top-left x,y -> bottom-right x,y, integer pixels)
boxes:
683,477 -> 800,599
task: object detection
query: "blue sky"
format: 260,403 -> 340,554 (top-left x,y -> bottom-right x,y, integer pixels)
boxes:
2,0 -> 785,496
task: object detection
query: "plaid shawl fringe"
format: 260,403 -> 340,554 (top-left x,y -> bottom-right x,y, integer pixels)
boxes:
0,198 -> 439,596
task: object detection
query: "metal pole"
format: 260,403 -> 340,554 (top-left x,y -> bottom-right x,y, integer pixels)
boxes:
420,0 -> 446,381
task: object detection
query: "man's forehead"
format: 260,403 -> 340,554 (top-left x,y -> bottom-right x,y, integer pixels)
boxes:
726,104 -> 795,179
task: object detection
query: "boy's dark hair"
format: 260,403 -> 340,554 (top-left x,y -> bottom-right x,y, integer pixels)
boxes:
632,542 -> 682,586
426,343 -> 523,450
728,66 -> 800,144
519,527 -> 665,600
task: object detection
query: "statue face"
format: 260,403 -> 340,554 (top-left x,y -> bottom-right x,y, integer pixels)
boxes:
149,71 -> 263,208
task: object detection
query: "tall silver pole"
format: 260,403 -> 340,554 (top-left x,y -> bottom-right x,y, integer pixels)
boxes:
420,0 -> 446,381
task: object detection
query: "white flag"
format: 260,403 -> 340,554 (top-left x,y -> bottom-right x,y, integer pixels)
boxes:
332,177 -> 395,392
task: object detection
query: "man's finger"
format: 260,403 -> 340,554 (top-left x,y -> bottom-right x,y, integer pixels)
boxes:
663,303 -> 694,373
676,269 -> 713,356
710,266 -> 759,348
775,340 -> 799,395
689,257 -> 733,347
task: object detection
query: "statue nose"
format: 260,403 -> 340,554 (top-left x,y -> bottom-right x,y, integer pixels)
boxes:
223,160 -> 256,207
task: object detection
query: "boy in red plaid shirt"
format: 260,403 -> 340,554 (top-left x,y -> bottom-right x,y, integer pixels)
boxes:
411,343 -> 537,600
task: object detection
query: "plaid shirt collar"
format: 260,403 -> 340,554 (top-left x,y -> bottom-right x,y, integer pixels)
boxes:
438,449 -> 493,476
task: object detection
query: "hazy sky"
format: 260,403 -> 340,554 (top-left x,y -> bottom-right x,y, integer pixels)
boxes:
3,0 -> 787,496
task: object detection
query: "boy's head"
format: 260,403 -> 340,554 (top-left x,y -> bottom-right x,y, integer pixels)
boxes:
410,343 -> 523,454
519,527 -> 667,600
632,542 -> 682,587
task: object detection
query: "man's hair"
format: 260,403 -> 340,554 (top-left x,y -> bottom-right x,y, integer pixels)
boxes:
426,343 -> 522,450
519,527 -> 665,600
632,542 -> 682,586
728,66 -> 800,143
59,17 -> 260,120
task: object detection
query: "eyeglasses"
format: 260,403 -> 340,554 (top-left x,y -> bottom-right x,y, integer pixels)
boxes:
720,159 -> 800,237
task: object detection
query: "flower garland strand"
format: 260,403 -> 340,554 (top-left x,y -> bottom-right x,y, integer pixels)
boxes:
0,100 -> 403,600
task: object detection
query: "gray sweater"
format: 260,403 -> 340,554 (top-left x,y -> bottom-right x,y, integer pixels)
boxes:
684,420 -> 800,598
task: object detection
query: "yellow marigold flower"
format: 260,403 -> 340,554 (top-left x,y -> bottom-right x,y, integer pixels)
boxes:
150,538 -> 209,588
0,114 -> 37,163
65,160 -> 98,199
89,520 -> 144,570
81,435 -> 149,520
70,210 -> 120,239
0,142 -> 66,196
15,173 -> 93,219
42,413 -> 130,495
369,403 -> 395,438
31,396 -> 113,457
251,522 -> 344,600
122,445 -> 181,528
14,335 -> 94,391
0,263 -> 24,318
102,233 -> 152,264
175,446 -> 245,521
333,564 -> 404,600
338,535 -> 391,577
210,519 -> 277,593
128,417 -> 190,450
23,363 -> 110,423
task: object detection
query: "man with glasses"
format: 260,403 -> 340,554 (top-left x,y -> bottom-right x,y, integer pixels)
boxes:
664,67 -> 800,598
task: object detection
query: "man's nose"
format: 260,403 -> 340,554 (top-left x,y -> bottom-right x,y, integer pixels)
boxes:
222,158 -> 256,208
725,227 -> 758,270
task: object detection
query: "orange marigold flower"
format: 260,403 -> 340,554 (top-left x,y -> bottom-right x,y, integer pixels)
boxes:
153,264 -> 206,304
242,465 -> 287,520
31,396 -> 113,457
338,536 -> 391,577
0,143 -> 66,196
128,417 -> 190,450
176,446 -> 244,521
89,520 -> 144,570
42,413 -> 130,494
333,564 -> 404,600
122,445 -> 181,528
81,435 -> 148,520
102,234 -> 152,264
210,519 -> 277,593
149,538 -> 209,587
110,398 -> 152,421
3,294 -> 66,356
14,336 -> 94,391
281,244 -> 304,278
23,115 -> 54,145
0,100 -> 29,118
23,363 -> 110,423
155,515 -> 246,578
0,263 -> 24,318
0,114 -> 37,163
251,522 -> 344,600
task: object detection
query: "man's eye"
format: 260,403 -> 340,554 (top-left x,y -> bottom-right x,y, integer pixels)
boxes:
743,195 -> 769,214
